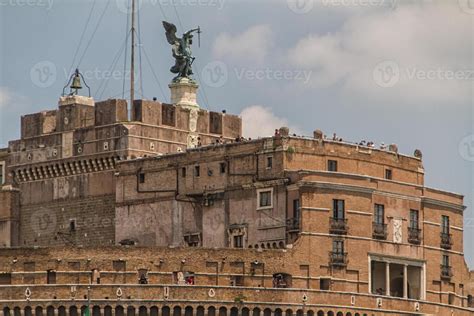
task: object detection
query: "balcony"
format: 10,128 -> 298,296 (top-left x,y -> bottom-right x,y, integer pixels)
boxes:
441,265 -> 453,280
286,218 -> 300,232
329,251 -> 347,267
329,218 -> 348,235
440,232 -> 453,249
372,222 -> 387,240
408,227 -> 422,244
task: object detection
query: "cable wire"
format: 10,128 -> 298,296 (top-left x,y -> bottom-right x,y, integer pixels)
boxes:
122,0 -> 131,99
77,0 -> 112,68
137,1 -> 145,98
64,0 -> 97,84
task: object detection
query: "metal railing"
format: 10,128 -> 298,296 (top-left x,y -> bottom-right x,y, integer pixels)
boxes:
440,232 -> 453,249
372,222 -> 387,240
441,264 -> 453,279
329,251 -> 348,267
329,218 -> 348,235
408,227 -> 422,244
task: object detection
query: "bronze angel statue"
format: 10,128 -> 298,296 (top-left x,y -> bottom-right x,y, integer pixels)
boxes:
162,21 -> 201,82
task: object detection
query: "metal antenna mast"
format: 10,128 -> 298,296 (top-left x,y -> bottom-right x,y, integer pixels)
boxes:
130,0 -> 136,108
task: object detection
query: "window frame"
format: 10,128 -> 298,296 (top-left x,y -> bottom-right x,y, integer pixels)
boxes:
385,169 -> 393,180
410,209 -> 419,229
374,204 -> 385,225
266,156 -> 273,169
328,160 -> 338,172
442,215 -> 450,234
0,161 -> 4,185
333,199 -> 345,220
220,162 -> 227,174
257,188 -> 273,210
194,165 -> 200,177
332,239 -> 344,254
293,199 -> 300,219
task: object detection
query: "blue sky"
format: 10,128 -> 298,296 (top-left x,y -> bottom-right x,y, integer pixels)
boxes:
0,0 -> 473,264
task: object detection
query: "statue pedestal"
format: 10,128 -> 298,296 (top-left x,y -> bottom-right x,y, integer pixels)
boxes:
169,77 -> 199,109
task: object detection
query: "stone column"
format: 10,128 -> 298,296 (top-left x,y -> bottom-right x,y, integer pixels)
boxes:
403,264 -> 408,299
385,262 -> 390,296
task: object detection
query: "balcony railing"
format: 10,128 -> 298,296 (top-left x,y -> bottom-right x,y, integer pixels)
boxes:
441,265 -> 453,280
372,222 -> 387,240
329,251 -> 347,267
329,218 -> 348,235
286,218 -> 300,232
408,227 -> 422,244
440,232 -> 453,249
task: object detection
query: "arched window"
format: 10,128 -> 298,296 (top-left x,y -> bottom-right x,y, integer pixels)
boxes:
70,307 -> 78,316
252,308 -> 261,316
58,307 -> 66,316
345,313 -> 352,316
105,306 -> 113,316
263,309 -> 271,316
327,312 -> 335,316
242,308 -> 250,316
218,307 -> 227,316
14,307 -> 21,316
173,306 -> 181,316
139,307 -> 147,316
317,311 -> 324,316
274,309 -> 282,316
116,306 -> 125,316
468,295 -> 473,307
128,306 -> 136,316
296,310 -> 304,316
207,306 -> 216,316
150,307 -> 158,316
185,307 -> 193,316
196,306 -> 205,316
80,307 -> 88,316
307,311 -> 314,316
25,307 -> 33,316
230,308 -> 239,316
35,307 -> 43,316
337,312 -> 343,316
93,306 -> 101,316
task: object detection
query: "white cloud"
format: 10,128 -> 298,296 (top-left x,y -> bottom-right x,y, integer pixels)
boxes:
0,87 -> 12,109
240,105 -> 301,139
286,2 -> 472,106
212,25 -> 274,65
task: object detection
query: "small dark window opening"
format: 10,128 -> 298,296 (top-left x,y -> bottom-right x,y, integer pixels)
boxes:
233,235 -> 244,248
138,269 -> 148,284
0,273 -> 12,285
194,166 -> 200,177
293,199 -> 300,219
272,273 -> 292,288
220,162 -> 227,174
267,156 -> 273,169
320,278 -> 330,290
333,199 -> 345,220
47,270 -> 56,284
374,204 -> 385,225
385,169 -> 392,180
182,167 -> 186,177
139,173 -> 145,184
328,160 -> 338,172
69,219 -> 76,232
230,275 -> 244,286
467,294 -> 473,307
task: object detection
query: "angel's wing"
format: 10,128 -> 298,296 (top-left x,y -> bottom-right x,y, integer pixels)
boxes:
163,21 -> 179,44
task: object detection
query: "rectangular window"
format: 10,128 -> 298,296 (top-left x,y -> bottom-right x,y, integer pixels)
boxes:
139,173 -> 145,184
259,190 -> 272,208
333,240 -> 344,254
328,160 -> 338,172
267,156 -> 273,169
385,169 -> 392,180
182,167 -> 186,177
184,233 -> 201,247
410,210 -> 419,229
320,278 -> 330,291
293,199 -> 300,219
442,255 -> 450,266
333,199 -> 345,219
0,273 -> 12,285
442,215 -> 450,234
0,162 -> 4,184
374,204 -> 385,225
220,162 -> 227,174
233,235 -> 244,248
69,219 -> 76,232
194,166 -> 200,177
47,270 -> 56,284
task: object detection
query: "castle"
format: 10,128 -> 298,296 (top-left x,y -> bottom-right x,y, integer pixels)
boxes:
1,62 -> 474,316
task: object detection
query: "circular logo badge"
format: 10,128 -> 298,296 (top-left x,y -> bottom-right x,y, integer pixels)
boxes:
287,0 -> 314,14
373,60 -> 400,88
201,61 -> 228,88
30,61 -> 57,88
30,207 -> 57,236
459,134 -> 474,162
